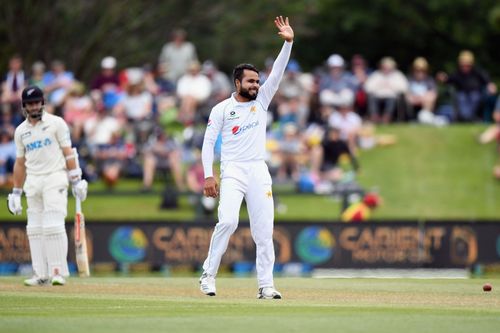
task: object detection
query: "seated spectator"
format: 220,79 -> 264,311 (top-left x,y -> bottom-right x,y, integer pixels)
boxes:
93,132 -> 130,189
327,89 -> 362,153
349,54 -> 371,117
114,68 -> 154,146
1,54 -> 25,115
437,50 -> 497,122
276,59 -> 311,129
91,56 -> 121,110
407,57 -> 437,121
310,127 -> 359,184
176,61 -> 211,125
319,54 -> 356,112
141,129 -> 185,192
201,60 -> 231,120
365,57 -> 408,123
62,82 -> 95,143
43,60 -> 75,110
28,61 -> 46,89
276,123 -> 305,182
0,129 -> 16,188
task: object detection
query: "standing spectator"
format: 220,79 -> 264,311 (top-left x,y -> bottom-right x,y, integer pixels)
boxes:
1,55 -> 25,114
176,61 -> 211,125
407,57 -> 438,121
437,50 -> 497,122
365,57 -> 408,123
158,28 -> 198,83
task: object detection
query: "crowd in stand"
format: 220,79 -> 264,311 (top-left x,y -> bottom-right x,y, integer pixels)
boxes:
1,29 -> 500,195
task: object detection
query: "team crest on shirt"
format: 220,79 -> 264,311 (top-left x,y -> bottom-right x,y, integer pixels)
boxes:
227,110 -> 240,121
250,106 -> 257,113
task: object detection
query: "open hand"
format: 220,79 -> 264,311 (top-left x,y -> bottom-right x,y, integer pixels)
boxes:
274,16 -> 294,42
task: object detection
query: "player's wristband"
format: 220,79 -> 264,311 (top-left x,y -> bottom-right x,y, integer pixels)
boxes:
68,168 -> 82,184
12,188 -> 23,195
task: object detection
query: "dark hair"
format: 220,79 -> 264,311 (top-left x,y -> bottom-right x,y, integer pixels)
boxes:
233,63 -> 259,86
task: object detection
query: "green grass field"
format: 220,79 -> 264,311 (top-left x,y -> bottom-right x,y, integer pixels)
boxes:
1,124 -> 499,222
0,276 -> 499,333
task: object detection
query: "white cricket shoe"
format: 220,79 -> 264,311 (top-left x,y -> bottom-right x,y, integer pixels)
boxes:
257,287 -> 282,299
51,275 -> 66,286
24,276 -> 49,287
199,272 -> 216,296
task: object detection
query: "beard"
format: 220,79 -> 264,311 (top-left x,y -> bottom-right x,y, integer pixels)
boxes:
25,107 -> 44,120
239,86 -> 258,100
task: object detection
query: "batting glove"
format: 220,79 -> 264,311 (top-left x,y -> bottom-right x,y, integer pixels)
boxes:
7,188 -> 23,215
68,168 -> 88,201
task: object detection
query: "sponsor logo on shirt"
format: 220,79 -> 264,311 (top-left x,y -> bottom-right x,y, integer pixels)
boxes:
227,110 -> 240,121
26,138 -> 52,152
21,131 -> 31,139
232,121 -> 259,135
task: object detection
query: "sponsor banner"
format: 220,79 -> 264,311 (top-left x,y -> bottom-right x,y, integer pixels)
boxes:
1,221 -> 500,268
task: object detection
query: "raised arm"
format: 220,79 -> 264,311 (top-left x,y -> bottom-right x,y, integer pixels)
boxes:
259,16 -> 294,108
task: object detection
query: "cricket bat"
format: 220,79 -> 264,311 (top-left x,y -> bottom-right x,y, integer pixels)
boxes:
73,148 -> 90,277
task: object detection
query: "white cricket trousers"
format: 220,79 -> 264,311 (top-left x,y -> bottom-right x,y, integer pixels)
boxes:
24,170 -> 69,278
202,160 -> 275,288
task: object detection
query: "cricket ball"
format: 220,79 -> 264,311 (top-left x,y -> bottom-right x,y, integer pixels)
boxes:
483,283 -> 492,292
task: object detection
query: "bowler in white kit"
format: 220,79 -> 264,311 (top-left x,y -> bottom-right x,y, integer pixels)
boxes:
7,85 -> 88,286
200,16 -> 294,299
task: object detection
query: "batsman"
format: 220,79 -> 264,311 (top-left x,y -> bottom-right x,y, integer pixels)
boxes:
7,85 -> 88,286
200,16 -> 293,299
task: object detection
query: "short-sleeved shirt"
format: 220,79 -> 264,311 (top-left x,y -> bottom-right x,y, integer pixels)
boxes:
14,113 -> 72,175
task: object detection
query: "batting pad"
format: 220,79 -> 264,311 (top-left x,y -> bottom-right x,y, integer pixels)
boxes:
44,225 -> 69,277
26,226 -> 48,279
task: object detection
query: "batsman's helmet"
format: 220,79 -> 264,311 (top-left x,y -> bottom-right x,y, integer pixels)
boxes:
22,85 -> 44,107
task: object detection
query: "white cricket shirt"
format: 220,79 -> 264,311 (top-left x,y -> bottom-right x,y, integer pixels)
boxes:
202,41 -> 293,178
14,112 -> 72,175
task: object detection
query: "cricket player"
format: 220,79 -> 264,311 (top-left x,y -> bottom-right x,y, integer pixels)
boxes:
199,16 -> 293,299
7,85 -> 88,286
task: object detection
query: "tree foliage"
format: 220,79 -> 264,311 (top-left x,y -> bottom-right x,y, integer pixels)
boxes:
0,0 -> 498,83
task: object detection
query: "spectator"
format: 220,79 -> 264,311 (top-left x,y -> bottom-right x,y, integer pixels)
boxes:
186,150 -> 216,215
141,129 -> 185,192
276,123 -> 305,182
319,54 -> 356,110
407,57 -> 438,122
28,61 -> 46,89
62,82 -> 95,143
0,129 -> 16,188
91,56 -> 121,110
437,50 -> 497,122
43,60 -> 75,109
327,89 -> 362,153
201,60 -> 232,118
1,54 -> 25,114
93,132 -> 129,189
158,28 -> 198,82
310,126 -> 359,184
365,57 -> 408,123
276,59 -> 311,129
176,61 -> 211,125
349,54 -> 370,117
114,68 -> 154,146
